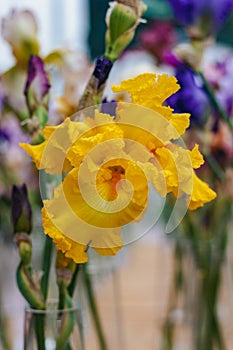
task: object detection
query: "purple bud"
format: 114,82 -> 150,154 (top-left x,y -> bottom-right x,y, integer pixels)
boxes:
93,56 -> 113,88
24,55 -> 51,105
11,184 -> 32,234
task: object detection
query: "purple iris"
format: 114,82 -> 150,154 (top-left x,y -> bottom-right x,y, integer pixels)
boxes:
24,55 -> 51,105
166,0 -> 233,32
167,65 -> 211,127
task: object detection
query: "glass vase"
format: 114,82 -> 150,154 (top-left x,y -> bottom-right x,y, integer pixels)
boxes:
24,300 -> 85,350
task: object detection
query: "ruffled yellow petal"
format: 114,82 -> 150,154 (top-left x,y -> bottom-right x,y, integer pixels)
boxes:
20,140 -> 71,174
117,104 -> 179,146
19,142 -> 45,169
155,145 -> 193,196
188,144 -> 204,169
20,118 -> 88,174
112,74 -> 189,138
112,73 -> 179,104
112,73 -> 157,94
169,113 -> 190,136
42,169 -> 125,253
187,173 -> 217,210
42,207 -> 88,264
67,123 -> 124,168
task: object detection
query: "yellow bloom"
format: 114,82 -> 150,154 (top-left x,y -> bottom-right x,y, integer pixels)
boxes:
20,72 -> 217,263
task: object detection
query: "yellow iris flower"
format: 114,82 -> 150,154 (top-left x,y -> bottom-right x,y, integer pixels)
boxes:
20,73 -> 216,263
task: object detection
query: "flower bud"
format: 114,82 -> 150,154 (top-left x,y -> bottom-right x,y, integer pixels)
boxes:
24,55 -> 51,115
93,56 -> 113,88
14,233 -> 32,266
11,184 -> 32,234
56,250 -> 75,286
105,0 -> 147,61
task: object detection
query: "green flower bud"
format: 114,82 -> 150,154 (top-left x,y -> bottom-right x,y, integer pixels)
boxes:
106,30 -> 135,62
14,233 -> 32,266
105,0 -> 147,62
108,3 -> 137,43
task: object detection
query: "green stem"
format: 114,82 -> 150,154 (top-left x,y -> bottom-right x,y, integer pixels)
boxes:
55,287 -> 76,350
83,262 -> 108,350
34,314 -> 46,350
16,263 -> 45,310
197,71 -> 233,131
41,235 -> 53,300
68,264 -> 80,297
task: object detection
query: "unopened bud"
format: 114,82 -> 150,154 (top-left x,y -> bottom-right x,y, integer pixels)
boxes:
14,233 -> 32,266
11,184 -> 32,234
105,1 -> 146,61
56,250 -> 75,286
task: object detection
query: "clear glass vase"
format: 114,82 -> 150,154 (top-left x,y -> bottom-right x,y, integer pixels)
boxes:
24,300 -> 85,350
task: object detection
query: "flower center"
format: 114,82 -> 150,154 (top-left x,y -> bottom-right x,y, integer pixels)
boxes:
108,166 -> 125,199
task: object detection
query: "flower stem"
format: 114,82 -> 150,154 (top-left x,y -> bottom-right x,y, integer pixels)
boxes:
68,264 -> 80,297
34,314 -> 46,350
83,262 -> 108,350
55,287 -> 76,350
41,235 -> 53,300
197,71 -> 233,131
77,56 -> 113,111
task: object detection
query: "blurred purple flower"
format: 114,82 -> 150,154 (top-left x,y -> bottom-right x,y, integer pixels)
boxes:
0,128 -> 10,156
167,64 -> 211,126
24,55 -> 50,110
139,20 -> 177,63
0,116 -> 33,197
206,55 -> 233,118
166,0 -> 202,26
166,0 -> 233,33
